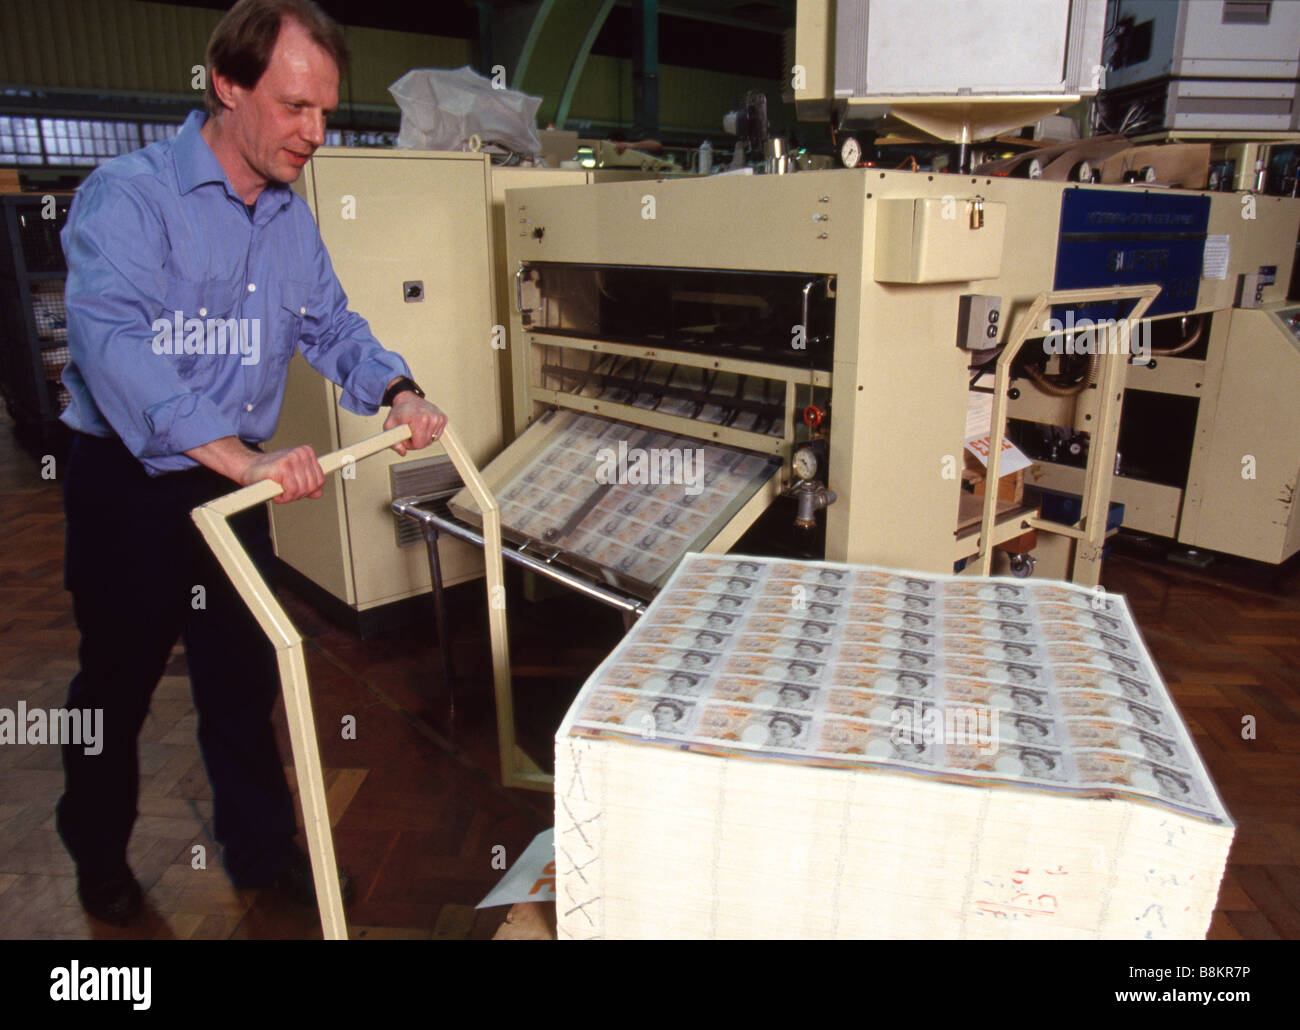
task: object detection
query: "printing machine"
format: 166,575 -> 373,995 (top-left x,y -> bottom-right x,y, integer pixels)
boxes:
437,169 -> 1298,608
428,0 -> 1300,619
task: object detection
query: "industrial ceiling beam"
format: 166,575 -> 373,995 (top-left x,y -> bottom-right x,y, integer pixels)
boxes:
555,0 -> 617,131
632,0 -> 659,139
502,0 -> 612,129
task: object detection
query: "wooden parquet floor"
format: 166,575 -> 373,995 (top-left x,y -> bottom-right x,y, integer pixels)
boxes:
1,412 -> 1297,939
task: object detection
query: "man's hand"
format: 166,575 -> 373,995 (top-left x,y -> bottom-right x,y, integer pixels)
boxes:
242,445 -> 326,503
384,392 -> 447,456
187,437 -> 324,503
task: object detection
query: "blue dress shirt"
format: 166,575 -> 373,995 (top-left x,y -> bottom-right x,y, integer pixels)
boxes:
60,109 -> 410,475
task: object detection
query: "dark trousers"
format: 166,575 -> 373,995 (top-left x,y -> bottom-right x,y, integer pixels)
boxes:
57,432 -> 297,886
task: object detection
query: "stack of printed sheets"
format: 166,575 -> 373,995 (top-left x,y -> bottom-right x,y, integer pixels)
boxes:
555,554 -> 1232,939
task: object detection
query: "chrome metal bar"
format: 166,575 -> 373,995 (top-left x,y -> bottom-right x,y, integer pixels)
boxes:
391,498 -> 648,618
419,520 -> 457,690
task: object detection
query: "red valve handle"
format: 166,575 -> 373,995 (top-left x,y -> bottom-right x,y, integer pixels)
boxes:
803,405 -> 823,429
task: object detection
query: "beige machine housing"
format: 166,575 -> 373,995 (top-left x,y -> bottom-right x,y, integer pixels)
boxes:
503,171 -> 1300,577
268,150 -> 509,621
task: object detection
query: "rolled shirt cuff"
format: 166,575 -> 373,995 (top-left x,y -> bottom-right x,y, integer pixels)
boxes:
338,351 -> 413,415
138,392 -> 240,475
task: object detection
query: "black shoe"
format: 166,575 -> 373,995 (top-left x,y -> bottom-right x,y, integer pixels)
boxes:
77,869 -> 143,926
270,849 -> 354,908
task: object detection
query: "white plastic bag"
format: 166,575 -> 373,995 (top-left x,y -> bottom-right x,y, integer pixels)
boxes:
389,66 -> 542,155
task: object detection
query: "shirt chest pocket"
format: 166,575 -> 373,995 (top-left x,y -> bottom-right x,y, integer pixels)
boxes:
265,280 -> 311,375
159,278 -> 243,381
159,278 -> 309,382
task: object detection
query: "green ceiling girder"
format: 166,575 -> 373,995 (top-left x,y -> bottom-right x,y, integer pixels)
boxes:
512,0 -> 615,129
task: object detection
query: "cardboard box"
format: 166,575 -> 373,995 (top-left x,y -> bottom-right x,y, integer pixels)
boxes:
963,454 -> 1025,504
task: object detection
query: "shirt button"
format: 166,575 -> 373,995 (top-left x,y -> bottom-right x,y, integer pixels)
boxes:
245,403 -> 254,412
199,307 -> 207,317
299,306 -> 306,315
247,283 -> 256,292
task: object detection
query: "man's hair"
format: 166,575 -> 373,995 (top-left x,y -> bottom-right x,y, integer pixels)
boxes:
206,0 -> 349,116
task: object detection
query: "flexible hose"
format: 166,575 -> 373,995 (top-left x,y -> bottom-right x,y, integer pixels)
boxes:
1150,314 -> 1204,357
1024,353 -> 1095,397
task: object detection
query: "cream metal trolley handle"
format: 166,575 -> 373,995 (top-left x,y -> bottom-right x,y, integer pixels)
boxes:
191,423 -> 510,940
978,284 -> 1160,586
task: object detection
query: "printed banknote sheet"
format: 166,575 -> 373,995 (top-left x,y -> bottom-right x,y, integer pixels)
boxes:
561,554 -> 1230,824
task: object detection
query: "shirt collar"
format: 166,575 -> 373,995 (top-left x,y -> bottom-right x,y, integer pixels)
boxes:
173,109 -> 295,216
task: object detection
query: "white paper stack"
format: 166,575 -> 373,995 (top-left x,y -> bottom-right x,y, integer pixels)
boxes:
554,555 -> 1233,939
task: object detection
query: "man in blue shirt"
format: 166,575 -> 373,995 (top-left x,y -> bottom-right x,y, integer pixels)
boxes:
57,0 -> 445,925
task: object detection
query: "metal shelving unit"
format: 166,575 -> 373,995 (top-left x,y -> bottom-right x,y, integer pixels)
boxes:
0,192 -> 73,450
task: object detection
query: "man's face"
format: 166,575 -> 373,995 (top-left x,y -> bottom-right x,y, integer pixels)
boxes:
215,19 -> 339,188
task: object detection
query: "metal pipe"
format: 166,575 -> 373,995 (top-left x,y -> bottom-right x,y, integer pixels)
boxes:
420,520 -> 456,691
391,499 -> 648,617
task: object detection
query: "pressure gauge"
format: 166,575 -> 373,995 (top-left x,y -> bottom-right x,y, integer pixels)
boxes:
792,445 -> 819,481
1073,160 -> 1093,183
840,136 -> 862,169
1027,157 -> 1044,180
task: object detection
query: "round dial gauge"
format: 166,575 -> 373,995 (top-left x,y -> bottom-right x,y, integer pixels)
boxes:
1027,157 -> 1044,180
1074,160 -> 1093,183
840,136 -> 862,169
793,446 -> 819,480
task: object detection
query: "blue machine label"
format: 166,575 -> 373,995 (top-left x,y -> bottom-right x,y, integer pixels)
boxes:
1054,189 -> 1210,320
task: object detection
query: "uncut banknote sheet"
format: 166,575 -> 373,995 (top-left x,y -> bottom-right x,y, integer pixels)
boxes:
560,553 -> 1230,826
451,410 -> 779,595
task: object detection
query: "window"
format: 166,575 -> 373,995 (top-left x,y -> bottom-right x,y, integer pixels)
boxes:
0,115 -> 387,167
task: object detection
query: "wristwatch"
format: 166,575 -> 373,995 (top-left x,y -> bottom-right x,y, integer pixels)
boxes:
382,376 -> 425,407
